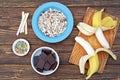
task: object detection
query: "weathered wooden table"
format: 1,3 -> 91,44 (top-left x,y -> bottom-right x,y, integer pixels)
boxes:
0,0 -> 120,80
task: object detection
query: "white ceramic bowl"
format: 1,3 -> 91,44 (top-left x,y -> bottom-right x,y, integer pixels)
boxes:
31,47 -> 59,75
12,38 -> 30,56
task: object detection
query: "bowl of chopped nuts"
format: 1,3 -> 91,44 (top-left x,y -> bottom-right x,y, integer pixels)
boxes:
32,2 -> 74,43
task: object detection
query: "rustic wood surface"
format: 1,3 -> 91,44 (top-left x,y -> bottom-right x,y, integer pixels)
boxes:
0,0 -> 120,80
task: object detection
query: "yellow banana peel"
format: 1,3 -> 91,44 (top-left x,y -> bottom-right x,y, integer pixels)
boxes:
86,9 -> 103,79
95,48 -> 117,60
92,9 -> 104,28
101,16 -> 117,29
113,20 -> 117,27
101,16 -> 114,28
77,8 -> 118,80
78,48 -> 117,79
86,54 -> 99,79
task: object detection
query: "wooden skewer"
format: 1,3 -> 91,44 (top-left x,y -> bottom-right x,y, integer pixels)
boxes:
20,13 -> 29,33
21,11 -> 25,33
16,11 -> 25,36
16,11 -> 29,36
22,12 -> 28,34
25,20 -> 27,35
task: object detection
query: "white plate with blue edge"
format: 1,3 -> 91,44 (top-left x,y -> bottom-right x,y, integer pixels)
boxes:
32,2 -> 74,43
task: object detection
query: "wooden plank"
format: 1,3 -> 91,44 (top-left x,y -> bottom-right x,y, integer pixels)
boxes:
0,28 -> 119,45
0,65 -> 119,79
0,44 -> 119,54
0,7 -> 120,26
69,7 -> 119,73
0,44 -> 120,65
0,0 -> 120,7
0,48 -> 70,65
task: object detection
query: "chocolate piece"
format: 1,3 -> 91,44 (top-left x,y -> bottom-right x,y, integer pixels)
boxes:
51,52 -> 56,59
50,62 -> 57,70
36,68 -> 43,72
39,52 -> 48,61
34,49 -> 57,72
42,49 -> 51,55
34,56 -> 39,66
47,54 -> 56,65
44,62 -> 51,70
36,58 -> 45,69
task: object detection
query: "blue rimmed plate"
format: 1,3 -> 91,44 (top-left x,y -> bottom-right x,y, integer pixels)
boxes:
32,2 -> 74,43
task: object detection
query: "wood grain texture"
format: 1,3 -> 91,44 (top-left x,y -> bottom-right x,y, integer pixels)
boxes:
0,0 -> 120,7
0,44 -> 120,65
0,65 -> 120,80
0,0 -> 120,80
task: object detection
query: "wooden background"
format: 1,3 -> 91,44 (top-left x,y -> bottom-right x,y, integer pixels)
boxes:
0,0 -> 120,80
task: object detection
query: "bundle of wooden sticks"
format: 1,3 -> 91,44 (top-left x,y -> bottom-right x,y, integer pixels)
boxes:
16,11 -> 29,36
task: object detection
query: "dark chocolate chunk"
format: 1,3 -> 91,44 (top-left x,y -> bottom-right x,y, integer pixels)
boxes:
33,56 -> 39,66
36,68 -> 43,72
36,58 -> 45,69
44,62 -> 51,70
42,49 -> 51,55
34,49 -> 57,72
50,62 -> 57,70
39,52 -> 48,61
47,54 -> 56,65
51,52 -> 56,59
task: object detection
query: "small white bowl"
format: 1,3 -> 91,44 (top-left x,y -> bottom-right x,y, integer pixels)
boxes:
31,47 -> 59,75
12,38 -> 30,56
